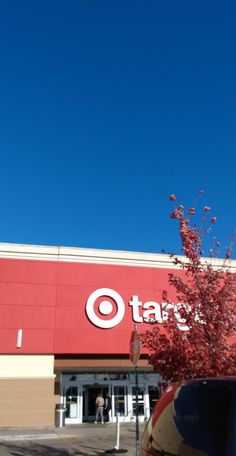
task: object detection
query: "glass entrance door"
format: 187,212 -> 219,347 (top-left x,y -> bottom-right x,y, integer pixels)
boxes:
83,385 -> 109,422
63,385 -> 83,423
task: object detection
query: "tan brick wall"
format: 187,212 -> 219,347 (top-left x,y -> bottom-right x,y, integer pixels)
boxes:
0,378 -> 56,427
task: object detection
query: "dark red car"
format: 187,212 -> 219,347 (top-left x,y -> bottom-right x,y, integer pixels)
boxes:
141,377 -> 236,456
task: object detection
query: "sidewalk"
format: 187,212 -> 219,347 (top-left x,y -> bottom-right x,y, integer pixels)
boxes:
0,426 -> 58,442
0,422 -> 145,445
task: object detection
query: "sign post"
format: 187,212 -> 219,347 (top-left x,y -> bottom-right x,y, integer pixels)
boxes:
129,325 -> 141,456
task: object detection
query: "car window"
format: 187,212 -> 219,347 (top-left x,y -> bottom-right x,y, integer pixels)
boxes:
173,385 -> 232,456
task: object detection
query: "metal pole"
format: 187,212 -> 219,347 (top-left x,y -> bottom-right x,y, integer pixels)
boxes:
135,365 -> 140,456
115,414 -> 120,450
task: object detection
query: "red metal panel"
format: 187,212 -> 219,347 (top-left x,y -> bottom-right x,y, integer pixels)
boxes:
57,261 -> 154,288
0,258 -> 58,283
0,282 -> 57,306
0,305 -> 55,329
0,257 -> 179,354
0,328 -> 54,353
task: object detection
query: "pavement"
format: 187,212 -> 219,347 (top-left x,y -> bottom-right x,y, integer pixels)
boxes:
0,421 -> 146,455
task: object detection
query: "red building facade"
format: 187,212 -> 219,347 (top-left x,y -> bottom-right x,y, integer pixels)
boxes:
0,243 -> 234,427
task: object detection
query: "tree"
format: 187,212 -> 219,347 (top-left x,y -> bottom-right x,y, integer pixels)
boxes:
141,193 -> 236,382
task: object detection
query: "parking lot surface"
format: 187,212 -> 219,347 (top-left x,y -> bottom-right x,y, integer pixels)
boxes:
0,422 -> 145,455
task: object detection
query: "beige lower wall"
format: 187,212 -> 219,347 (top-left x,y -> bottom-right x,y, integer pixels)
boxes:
0,355 -> 55,377
0,355 -> 56,427
0,378 -> 56,427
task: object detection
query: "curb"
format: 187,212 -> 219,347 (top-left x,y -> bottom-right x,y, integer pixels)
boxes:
0,433 -> 58,442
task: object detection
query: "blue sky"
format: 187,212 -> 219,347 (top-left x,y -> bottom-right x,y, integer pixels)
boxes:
0,1 -> 235,257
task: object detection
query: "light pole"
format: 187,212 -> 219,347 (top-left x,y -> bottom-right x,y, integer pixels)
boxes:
129,325 -> 141,456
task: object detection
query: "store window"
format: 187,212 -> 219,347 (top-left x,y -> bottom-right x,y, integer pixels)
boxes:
148,386 -> 160,413
114,385 -> 128,417
132,386 -> 144,416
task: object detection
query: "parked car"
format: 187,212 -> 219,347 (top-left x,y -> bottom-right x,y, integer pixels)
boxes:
141,377 -> 236,456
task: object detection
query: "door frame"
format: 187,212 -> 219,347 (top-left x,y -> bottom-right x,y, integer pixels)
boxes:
62,382 -> 83,424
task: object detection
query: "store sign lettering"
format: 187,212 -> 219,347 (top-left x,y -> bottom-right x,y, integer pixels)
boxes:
85,288 -> 189,331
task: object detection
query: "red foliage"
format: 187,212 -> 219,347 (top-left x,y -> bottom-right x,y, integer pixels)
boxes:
141,195 -> 236,382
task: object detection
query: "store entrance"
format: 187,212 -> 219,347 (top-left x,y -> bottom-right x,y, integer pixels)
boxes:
83,385 -> 109,422
61,371 -> 161,424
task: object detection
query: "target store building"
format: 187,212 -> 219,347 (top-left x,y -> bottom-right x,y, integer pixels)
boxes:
0,242 -> 235,428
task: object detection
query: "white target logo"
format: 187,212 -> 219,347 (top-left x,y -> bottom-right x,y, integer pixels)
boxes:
86,288 -> 125,329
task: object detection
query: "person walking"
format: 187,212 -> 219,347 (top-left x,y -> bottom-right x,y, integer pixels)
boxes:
95,392 -> 105,424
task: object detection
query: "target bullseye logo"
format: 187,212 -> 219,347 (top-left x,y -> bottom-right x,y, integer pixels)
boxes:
86,288 -> 190,331
86,288 -> 125,329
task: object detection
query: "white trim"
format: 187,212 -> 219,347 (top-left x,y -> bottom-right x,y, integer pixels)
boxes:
0,243 -> 59,261
0,242 -> 235,270
0,376 -> 56,380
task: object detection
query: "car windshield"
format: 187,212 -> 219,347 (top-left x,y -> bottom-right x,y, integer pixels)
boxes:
173,384 -> 232,456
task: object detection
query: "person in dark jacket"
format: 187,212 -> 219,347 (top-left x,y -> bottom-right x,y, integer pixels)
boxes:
105,393 -> 112,423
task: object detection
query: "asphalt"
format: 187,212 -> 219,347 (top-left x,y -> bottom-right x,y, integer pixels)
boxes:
0,421 -> 146,455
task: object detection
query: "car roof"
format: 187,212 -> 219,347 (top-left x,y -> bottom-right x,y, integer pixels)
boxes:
177,377 -> 236,387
